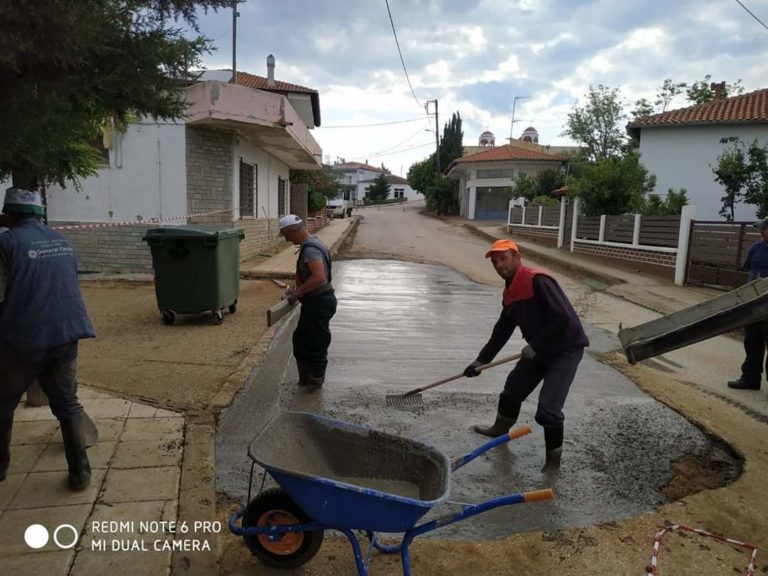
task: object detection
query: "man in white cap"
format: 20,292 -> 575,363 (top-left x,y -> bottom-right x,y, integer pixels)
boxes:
278,214 -> 337,389
0,187 -> 95,490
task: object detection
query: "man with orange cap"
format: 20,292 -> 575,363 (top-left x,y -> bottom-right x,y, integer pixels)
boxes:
464,239 -> 589,471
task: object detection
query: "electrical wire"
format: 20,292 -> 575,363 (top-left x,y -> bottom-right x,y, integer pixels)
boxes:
364,122 -> 432,156
348,141 -> 434,160
384,0 -> 422,110
734,0 -> 768,31
322,117 -> 431,129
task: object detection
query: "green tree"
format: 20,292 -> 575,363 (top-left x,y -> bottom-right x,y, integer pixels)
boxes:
639,188 -> 688,215
438,112 -> 464,171
687,75 -> 744,105
512,172 -> 537,201
655,79 -> 688,112
713,137 -> 768,220
307,190 -> 326,213
366,174 -> 391,204
563,85 -> 627,161
534,168 -> 565,197
291,166 -> 341,200
631,98 -> 655,119
570,152 -> 656,216
407,156 -> 436,194
0,0 -> 230,190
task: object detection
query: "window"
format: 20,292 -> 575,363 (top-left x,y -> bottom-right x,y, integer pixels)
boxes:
394,188 -> 405,199
239,161 -> 255,217
278,177 -> 287,216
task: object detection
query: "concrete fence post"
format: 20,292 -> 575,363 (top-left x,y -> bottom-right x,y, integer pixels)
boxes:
570,197 -> 580,252
598,215 -> 606,243
507,200 -> 513,232
521,205 -> 526,227
557,197 -> 567,249
538,206 -> 543,226
633,214 -> 642,246
675,205 -> 695,286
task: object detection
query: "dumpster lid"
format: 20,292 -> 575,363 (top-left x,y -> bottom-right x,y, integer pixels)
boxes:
143,225 -> 244,240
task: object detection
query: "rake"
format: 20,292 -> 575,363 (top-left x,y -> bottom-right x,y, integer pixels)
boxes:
385,353 -> 522,408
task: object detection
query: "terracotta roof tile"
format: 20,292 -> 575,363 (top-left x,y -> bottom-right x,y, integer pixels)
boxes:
629,88 -> 768,128
452,144 -> 567,164
234,71 -> 317,95
333,162 -> 386,173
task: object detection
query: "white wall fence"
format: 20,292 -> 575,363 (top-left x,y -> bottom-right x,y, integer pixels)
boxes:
507,198 -> 695,285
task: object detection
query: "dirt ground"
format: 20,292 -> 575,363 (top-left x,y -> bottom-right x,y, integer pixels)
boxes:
77,279 -> 282,412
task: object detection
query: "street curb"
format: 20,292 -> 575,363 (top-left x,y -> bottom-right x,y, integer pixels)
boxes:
462,223 -> 626,287
330,215 -> 360,255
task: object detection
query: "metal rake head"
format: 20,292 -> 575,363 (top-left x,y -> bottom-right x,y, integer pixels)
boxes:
385,393 -> 424,408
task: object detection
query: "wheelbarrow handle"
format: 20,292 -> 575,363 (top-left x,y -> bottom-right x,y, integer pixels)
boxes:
451,425 -> 531,472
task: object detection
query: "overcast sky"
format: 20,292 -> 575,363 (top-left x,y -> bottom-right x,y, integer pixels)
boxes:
195,0 -> 768,176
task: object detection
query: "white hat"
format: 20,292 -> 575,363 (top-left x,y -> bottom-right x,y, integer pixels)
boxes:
3,188 -> 45,216
278,214 -> 303,231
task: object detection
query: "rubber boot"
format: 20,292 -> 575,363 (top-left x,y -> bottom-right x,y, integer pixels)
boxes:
296,361 -> 311,387
305,365 -> 326,389
727,377 -> 760,390
471,413 -> 517,438
0,415 -> 12,482
59,414 -> 91,491
542,426 -> 564,473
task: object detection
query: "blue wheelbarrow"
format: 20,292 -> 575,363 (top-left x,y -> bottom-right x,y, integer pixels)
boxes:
229,412 -> 553,576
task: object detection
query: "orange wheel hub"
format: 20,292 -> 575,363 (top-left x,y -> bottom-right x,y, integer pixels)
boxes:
257,509 -> 303,555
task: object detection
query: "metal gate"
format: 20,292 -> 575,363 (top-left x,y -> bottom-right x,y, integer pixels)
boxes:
686,221 -> 756,288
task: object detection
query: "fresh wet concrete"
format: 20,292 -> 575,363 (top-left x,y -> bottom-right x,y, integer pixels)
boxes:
216,259 -> 740,541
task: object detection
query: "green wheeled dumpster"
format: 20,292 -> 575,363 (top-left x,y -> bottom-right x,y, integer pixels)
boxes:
143,225 -> 245,325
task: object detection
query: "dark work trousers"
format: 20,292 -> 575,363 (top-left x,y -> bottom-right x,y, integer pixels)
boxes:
0,341 -> 84,420
740,320 -> 768,384
292,291 -> 337,378
498,347 -> 584,447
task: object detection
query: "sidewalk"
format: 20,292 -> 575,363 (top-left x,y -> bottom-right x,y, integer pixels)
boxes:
461,219 -> 724,317
240,217 -> 357,279
0,389 -> 186,576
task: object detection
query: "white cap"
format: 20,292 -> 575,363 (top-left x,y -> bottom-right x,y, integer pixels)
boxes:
3,187 -> 45,216
278,214 -> 303,230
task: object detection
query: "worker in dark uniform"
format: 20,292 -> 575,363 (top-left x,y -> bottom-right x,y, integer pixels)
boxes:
0,188 -> 95,490
464,239 -> 589,471
727,218 -> 768,390
279,215 -> 337,389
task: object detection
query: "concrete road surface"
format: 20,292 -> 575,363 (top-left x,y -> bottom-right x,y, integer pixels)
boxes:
216,200 -> 738,541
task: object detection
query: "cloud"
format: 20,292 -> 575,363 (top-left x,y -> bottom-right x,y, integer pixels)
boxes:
193,0 -> 768,171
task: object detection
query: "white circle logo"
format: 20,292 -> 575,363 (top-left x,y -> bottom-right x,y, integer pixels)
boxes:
24,524 -> 49,549
27,249 -> 38,259
53,524 -> 79,549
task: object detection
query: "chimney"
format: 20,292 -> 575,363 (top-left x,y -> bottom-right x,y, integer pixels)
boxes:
710,81 -> 726,100
267,54 -> 275,87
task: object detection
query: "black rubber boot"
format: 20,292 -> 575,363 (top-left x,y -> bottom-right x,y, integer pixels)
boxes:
0,415 -> 12,482
727,377 -> 761,390
471,413 -> 517,438
296,361 -> 311,387
59,413 -> 92,491
305,365 -> 326,389
542,426 -> 564,472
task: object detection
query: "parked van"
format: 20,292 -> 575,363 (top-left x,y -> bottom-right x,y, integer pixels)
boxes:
326,199 -> 350,218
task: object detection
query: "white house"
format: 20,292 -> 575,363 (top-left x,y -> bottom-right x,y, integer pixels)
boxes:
331,161 -> 389,205
446,143 -> 567,220
628,87 -> 768,221
45,58 -> 323,272
358,174 -> 420,202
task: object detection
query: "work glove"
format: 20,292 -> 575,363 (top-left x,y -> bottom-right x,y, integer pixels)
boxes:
463,360 -> 484,378
521,344 -> 536,360
283,286 -> 298,305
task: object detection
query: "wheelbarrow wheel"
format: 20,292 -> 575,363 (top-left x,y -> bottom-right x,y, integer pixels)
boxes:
244,488 -> 324,569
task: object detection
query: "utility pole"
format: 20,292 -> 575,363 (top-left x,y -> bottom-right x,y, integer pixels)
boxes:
231,1 -> 238,84
426,99 -> 440,177
508,95 -> 530,141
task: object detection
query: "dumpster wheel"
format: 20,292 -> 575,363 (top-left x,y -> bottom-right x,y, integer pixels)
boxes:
244,488 -> 324,569
229,299 -> 237,314
213,309 -> 224,324
162,310 -> 176,325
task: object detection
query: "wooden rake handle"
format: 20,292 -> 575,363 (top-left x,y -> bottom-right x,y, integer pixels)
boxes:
400,352 -> 522,398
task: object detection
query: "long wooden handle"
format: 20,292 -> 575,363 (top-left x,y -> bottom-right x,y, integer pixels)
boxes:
266,299 -> 297,327
400,353 -> 522,398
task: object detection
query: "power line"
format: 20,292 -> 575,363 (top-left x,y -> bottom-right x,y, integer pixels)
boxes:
384,0 -> 422,110
734,0 -> 768,32
322,117 -> 430,129
348,141 -> 434,161
363,122 -> 432,156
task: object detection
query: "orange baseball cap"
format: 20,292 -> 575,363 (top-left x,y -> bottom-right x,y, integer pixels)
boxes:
485,239 -> 519,258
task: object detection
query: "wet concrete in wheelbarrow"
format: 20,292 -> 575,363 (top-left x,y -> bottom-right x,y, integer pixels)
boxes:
216,260 -> 741,541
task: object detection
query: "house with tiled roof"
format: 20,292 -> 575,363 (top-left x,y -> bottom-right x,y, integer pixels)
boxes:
44,56 -> 323,273
627,87 -> 768,221
358,173 -> 420,202
446,143 -> 567,219
331,161 -> 391,206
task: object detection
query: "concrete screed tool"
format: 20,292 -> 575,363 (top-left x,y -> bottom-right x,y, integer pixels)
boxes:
386,353 -> 522,408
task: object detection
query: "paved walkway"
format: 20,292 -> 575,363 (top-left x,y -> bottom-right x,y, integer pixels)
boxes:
0,389 -> 185,576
